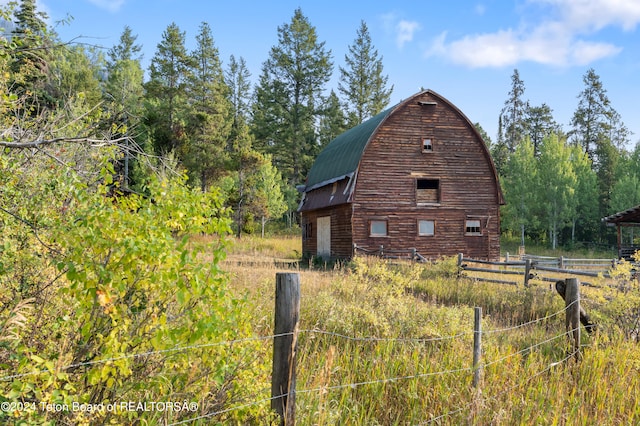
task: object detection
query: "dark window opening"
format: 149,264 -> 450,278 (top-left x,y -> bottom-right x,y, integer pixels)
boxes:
417,179 -> 440,203
417,179 -> 438,190
302,222 -> 313,240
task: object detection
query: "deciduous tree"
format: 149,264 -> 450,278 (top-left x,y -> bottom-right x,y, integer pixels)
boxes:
537,135 -> 577,249
501,138 -> 538,247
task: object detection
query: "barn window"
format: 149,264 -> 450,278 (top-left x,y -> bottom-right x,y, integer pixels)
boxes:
465,219 -> 482,235
422,138 -> 433,152
418,220 -> 435,236
302,221 -> 313,240
370,220 -> 388,237
416,179 -> 440,204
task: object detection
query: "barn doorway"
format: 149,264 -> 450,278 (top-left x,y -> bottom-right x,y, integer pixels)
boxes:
317,216 -> 331,259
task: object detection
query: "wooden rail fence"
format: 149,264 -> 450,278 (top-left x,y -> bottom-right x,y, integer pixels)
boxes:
457,253 -> 622,287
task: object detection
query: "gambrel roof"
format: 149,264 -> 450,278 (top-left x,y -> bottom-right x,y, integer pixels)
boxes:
304,106 -> 393,191
302,89 -> 503,204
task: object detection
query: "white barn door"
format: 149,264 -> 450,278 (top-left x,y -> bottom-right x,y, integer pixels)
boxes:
317,216 -> 331,259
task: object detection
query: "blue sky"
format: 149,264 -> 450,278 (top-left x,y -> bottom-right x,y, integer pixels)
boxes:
35,0 -> 640,145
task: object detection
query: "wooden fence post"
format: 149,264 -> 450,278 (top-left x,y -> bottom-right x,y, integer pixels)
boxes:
472,307 -> 482,388
555,279 -> 597,336
272,273 -> 300,425
524,258 -> 532,287
564,278 -> 581,361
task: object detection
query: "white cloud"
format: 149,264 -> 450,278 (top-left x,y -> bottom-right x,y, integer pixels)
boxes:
569,40 -> 623,65
380,13 -> 421,49
425,0 -> 639,68
396,20 -> 421,48
87,0 -> 125,13
541,0 -> 640,32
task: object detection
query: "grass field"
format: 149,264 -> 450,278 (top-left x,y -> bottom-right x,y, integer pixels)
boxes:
219,235 -> 640,425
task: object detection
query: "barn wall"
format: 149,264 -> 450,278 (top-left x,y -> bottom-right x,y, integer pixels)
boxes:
352,92 -> 501,260
301,204 -> 353,259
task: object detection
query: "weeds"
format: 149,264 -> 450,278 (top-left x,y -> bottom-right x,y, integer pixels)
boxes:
222,238 -> 640,425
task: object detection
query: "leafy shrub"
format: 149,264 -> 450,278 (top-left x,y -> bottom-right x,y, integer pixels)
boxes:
0,152 -> 269,424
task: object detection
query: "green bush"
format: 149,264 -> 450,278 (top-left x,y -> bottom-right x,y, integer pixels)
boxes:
0,153 -> 270,424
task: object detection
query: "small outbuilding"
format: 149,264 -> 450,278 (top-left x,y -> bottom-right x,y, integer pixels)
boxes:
602,204 -> 640,260
298,89 -> 504,261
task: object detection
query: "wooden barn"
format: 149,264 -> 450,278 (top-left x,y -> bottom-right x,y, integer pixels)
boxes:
298,89 -> 505,261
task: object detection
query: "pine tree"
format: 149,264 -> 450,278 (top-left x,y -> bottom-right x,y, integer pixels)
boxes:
570,68 -> 627,230
525,103 -> 559,156
225,55 -> 252,135
569,144 -> 599,244
339,20 -> 392,126
491,114 -> 509,175
318,90 -> 347,148
107,25 -> 143,63
610,143 -> 640,245
104,26 -> 145,188
9,0 -> 54,113
104,26 -> 144,119
570,68 -> 614,163
183,21 -> 232,191
144,23 -> 193,155
251,8 -> 333,186
500,69 -> 527,153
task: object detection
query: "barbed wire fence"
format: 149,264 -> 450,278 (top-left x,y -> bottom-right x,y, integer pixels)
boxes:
0,274 -> 588,425
167,308 -> 581,425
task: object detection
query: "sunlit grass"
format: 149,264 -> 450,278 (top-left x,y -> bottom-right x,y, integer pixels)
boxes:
212,236 -> 640,425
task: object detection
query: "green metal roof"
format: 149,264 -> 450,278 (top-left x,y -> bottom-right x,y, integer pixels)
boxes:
304,106 -> 394,190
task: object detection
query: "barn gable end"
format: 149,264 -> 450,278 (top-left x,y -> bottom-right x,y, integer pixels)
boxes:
299,89 -> 504,261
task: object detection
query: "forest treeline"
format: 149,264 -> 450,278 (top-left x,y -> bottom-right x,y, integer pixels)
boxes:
2,1 -> 639,246
1,2 -> 639,423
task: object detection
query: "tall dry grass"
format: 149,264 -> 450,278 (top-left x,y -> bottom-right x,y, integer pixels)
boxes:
216,236 -> 639,425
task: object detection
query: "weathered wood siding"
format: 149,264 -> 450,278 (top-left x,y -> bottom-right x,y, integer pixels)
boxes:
352,92 -> 501,260
301,204 -> 353,259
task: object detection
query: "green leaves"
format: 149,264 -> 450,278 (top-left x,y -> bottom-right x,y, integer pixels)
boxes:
0,146 -> 264,423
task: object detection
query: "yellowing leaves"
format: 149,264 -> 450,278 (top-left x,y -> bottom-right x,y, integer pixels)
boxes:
96,289 -> 114,314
